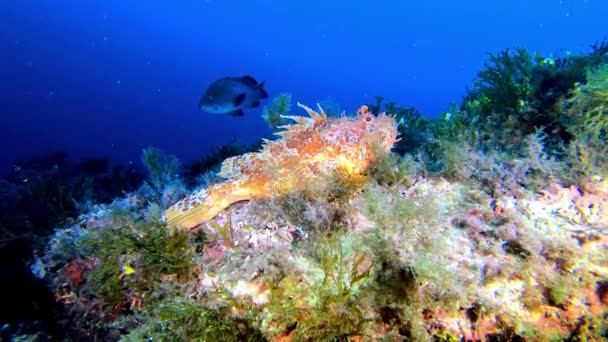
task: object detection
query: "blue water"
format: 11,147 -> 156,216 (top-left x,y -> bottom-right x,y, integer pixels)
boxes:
1,0 -> 605,173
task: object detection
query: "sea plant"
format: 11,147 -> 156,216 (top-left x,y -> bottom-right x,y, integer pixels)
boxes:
78,220 -> 196,303
462,43 -> 607,153
368,147 -> 421,187
562,63 -> 608,180
141,147 -> 181,192
123,297 -> 258,341
262,93 -> 292,130
258,233 -> 376,340
467,48 -> 536,118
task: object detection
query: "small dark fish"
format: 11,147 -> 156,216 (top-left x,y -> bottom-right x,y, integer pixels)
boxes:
199,75 -> 269,116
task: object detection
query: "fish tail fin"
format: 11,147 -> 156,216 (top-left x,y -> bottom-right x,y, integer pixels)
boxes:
164,182 -> 258,230
258,81 -> 269,99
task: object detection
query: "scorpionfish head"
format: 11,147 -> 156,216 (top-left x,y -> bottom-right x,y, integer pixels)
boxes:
356,105 -> 400,152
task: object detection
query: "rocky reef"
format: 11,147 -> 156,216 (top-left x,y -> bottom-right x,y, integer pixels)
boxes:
10,41 -> 608,340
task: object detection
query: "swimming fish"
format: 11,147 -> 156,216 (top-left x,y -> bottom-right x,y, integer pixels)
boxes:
199,75 -> 269,116
164,103 -> 399,230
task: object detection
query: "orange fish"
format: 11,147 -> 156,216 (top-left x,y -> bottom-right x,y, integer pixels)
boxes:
164,103 -> 399,230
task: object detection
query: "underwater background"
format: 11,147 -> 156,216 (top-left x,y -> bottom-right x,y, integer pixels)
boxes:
1,0 -> 608,341
1,0 -> 606,173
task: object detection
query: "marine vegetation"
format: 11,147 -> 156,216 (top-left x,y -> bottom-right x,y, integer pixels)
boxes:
460,42 -> 608,152
262,92 -> 292,130
29,194 -> 199,339
425,40 -> 608,188
0,151 -> 145,338
125,297 -> 263,341
141,147 -> 180,191
78,220 -> 196,303
140,147 -> 187,207
258,233 -> 377,341
562,63 -> 608,181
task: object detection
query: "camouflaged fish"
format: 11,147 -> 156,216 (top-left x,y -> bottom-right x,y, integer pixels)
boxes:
164,103 -> 399,230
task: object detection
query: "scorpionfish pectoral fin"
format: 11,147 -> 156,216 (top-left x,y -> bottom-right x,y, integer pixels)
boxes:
164,181 -> 263,230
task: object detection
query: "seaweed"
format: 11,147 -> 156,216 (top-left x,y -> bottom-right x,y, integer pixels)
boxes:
461,44 -> 608,154
425,104 -> 482,178
324,159 -> 369,204
124,297 -> 262,341
563,63 -> 608,180
140,147 -> 181,191
259,233 -> 375,341
78,220 -> 196,303
262,93 -> 292,130
468,48 -> 536,118
368,148 -> 421,187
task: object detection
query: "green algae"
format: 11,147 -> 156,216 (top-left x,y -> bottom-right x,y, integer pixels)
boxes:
79,220 -> 196,303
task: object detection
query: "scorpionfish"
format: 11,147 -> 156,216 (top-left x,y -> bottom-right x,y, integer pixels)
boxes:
164,103 -> 399,230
